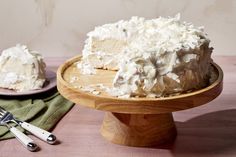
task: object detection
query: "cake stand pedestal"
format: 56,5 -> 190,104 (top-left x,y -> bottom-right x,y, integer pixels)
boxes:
101,112 -> 177,146
57,55 -> 223,147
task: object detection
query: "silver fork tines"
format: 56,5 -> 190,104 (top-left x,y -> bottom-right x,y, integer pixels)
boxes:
0,109 -> 12,123
0,108 -> 7,118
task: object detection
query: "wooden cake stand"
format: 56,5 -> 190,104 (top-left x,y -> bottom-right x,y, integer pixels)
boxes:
57,56 -> 223,147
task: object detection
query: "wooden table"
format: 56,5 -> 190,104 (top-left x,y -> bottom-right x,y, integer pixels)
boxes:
0,56 -> 235,157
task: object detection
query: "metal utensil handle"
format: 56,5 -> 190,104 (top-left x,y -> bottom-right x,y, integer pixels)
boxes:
10,127 -> 38,151
21,122 -> 56,144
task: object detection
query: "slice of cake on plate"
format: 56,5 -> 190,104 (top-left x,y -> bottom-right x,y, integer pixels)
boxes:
0,44 -> 46,92
79,14 -> 213,98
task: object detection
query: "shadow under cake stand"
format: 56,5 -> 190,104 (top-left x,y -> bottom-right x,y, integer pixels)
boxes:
57,55 -> 223,147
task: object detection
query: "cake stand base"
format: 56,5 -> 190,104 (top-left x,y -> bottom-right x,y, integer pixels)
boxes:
101,112 -> 177,147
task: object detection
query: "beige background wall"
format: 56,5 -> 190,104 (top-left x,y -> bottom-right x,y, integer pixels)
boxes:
0,0 -> 235,57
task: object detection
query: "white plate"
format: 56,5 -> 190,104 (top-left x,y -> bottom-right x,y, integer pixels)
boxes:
0,69 -> 57,96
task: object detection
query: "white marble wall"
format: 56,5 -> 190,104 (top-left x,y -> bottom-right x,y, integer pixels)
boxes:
0,0 -> 235,57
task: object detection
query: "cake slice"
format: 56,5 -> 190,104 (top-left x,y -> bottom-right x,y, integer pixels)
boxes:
0,44 -> 46,92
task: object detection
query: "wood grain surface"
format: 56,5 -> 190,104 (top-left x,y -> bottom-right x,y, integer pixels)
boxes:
57,55 -> 223,114
0,56 -> 235,157
101,112 -> 177,146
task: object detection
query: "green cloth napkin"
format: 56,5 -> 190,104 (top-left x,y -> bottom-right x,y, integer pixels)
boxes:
0,90 -> 74,140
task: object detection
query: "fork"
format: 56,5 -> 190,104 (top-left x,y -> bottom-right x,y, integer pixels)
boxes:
0,107 -> 56,145
0,111 -> 38,151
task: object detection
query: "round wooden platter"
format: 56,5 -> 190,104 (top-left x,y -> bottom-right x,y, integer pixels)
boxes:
57,55 -> 223,147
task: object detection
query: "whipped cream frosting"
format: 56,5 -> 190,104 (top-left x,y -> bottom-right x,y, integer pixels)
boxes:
0,44 -> 46,92
80,14 -> 213,98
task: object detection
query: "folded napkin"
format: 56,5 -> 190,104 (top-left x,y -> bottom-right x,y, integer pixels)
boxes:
0,89 -> 74,140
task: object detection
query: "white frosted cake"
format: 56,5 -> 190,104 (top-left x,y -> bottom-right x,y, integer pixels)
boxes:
0,44 -> 46,92
79,14 -> 213,98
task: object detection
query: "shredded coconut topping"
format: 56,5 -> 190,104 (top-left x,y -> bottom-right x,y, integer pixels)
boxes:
79,14 -> 213,98
0,44 -> 46,92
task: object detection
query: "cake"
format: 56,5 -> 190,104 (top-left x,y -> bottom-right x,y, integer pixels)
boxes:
79,14 -> 213,98
0,44 -> 46,92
